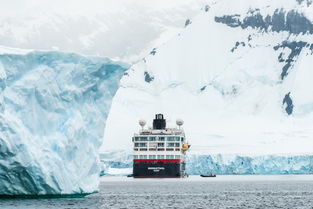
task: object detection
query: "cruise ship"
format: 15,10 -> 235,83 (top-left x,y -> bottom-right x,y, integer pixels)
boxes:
132,114 -> 190,178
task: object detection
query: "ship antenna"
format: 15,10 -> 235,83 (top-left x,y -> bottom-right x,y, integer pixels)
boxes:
176,119 -> 184,129
139,120 -> 146,131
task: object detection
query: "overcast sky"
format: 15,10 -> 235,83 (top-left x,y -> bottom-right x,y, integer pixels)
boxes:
0,0 -> 210,61
0,0 -> 209,16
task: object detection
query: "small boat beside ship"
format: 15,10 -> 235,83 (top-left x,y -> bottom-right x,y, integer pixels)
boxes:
200,174 -> 216,177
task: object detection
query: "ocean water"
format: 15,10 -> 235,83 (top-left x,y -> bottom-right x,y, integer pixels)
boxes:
1,175 -> 313,209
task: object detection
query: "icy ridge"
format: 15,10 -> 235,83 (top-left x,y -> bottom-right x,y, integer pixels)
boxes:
0,51 -> 128,195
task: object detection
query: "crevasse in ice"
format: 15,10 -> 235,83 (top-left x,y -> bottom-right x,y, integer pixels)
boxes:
0,51 -> 128,195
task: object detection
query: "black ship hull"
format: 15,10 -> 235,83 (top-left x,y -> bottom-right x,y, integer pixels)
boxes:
133,159 -> 186,178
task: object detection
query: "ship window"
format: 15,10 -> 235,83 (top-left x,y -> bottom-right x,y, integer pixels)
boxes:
181,137 -> 184,142
140,155 -> 147,159
134,137 -> 140,141
167,137 -> 175,141
175,143 -> 180,147
167,143 -> 175,147
157,148 -> 164,151
157,155 -> 164,159
175,155 -> 181,159
149,155 -> 156,159
175,137 -> 181,141
159,137 -> 165,141
135,143 -> 147,147
133,155 -> 138,159
166,155 -> 174,159
166,148 -> 174,151
149,137 -> 156,141
140,137 -> 147,141
157,143 -> 164,147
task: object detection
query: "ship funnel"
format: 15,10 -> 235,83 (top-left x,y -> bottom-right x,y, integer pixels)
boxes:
153,114 -> 166,130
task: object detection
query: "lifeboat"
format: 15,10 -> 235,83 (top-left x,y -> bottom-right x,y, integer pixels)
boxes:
182,144 -> 191,152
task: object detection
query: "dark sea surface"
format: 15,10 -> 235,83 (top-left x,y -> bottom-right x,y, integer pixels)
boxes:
1,175 -> 313,209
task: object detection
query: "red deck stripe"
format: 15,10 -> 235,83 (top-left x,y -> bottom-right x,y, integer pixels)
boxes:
134,176 -> 185,178
133,159 -> 182,163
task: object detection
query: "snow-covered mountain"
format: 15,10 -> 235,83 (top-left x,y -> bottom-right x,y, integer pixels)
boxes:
102,0 -> 313,161
0,51 -> 128,195
0,0 -> 210,62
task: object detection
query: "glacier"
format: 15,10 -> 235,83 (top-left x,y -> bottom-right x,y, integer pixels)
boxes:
100,0 -> 313,172
0,51 -> 128,195
187,154 -> 313,175
99,152 -> 313,175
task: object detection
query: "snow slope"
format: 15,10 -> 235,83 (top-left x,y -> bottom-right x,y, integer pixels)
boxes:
102,0 -> 313,158
0,0 -> 211,62
0,51 -> 128,195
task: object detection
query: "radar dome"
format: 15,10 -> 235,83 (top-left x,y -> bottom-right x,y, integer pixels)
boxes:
176,119 -> 184,126
139,120 -> 146,127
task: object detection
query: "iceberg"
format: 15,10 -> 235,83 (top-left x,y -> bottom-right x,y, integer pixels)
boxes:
0,51 -> 128,195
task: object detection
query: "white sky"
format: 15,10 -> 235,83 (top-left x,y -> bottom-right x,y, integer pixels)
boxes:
0,0 -> 209,16
0,0 -> 210,60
